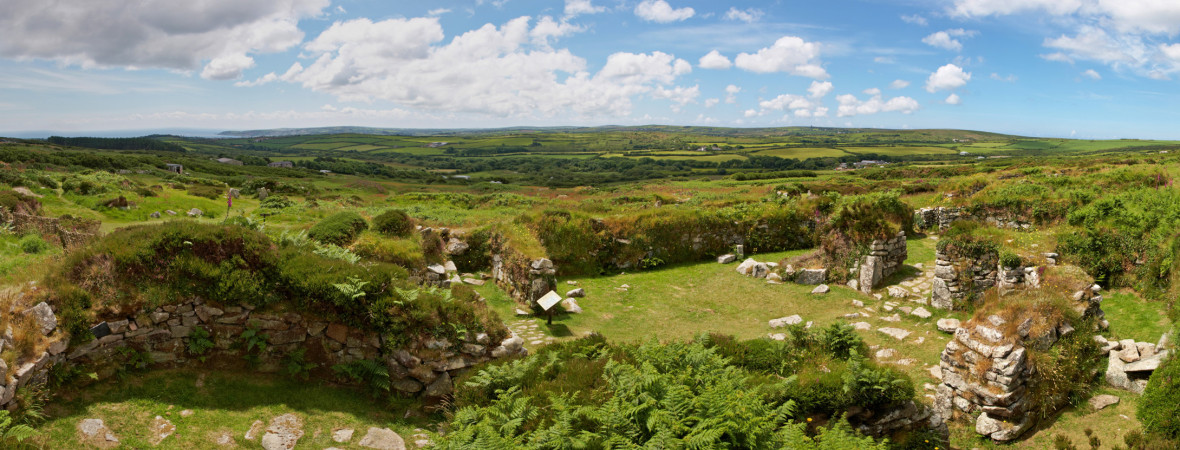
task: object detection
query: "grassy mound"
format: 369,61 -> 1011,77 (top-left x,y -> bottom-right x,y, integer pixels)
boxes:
41,221 -> 506,350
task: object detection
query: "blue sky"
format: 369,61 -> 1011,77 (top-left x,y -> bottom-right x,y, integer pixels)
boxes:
4,0 -> 1180,138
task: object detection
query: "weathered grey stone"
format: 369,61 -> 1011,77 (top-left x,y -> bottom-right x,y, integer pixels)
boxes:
1124,351 -> 1168,373
261,413 -> 304,450
887,286 -> 909,298
333,428 -> 355,443
357,427 -> 406,450
566,288 -> 585,298
717,254 -> 736,264
78,418 -> 119,447
768,315 -> 803,328
1118,339 -> 1141,363
859,255 -> 882,293
911,307 -> 932,319
426,264 -> 446,275
24,302 -> 57,335
1089,394 -> 1120,411
878,327 -> 912,341
562,298 -> 582,314
795,268 -> 826,285
423,371 -> 452,401
811,284 -> 829,294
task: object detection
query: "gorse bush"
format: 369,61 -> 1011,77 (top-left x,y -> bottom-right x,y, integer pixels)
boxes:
308,211 -> 368,246
372,209 -> 414,237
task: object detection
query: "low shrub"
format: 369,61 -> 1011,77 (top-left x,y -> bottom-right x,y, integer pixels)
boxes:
1139,352 -> 1180,440
353,233 -> 424,269
1000,251 -> 1023,268
0,190 -> 40,214
18,235 -> 49,254
308,212 -> 368,246
372,209 -> 414,237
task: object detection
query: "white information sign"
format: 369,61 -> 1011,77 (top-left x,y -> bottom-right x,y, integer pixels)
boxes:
536,290 -> 563,311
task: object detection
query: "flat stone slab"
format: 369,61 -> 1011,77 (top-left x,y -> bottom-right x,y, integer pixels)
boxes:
358,427 -> 406,450
261,413 -> 304,450
878,327 -> 912,341
853,322 -> 872,331
811,284 -> 829,294
149,416 -> 176,445
911,307 -> 932,319
1089,394 -> 1120,411
78,418 -> 119,448
769,315 -> 803,328
333,428 -> 355,443
936,318 -> 960,333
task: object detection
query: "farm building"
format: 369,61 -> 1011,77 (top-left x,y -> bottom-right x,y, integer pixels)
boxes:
268,161 -> 294,168
165,163 -> 183,175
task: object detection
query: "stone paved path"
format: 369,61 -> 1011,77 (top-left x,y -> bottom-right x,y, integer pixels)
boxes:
508,318 -> 553,348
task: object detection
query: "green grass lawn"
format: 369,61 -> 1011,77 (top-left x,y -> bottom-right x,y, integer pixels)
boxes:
34,369 -> 433,449
1101,290 -> 1171,343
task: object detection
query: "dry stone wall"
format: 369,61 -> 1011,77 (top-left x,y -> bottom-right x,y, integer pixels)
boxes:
934,289 -> 1105,442
0,298 -> 526,409
0,209 -> 99,249
915,207 -> 963,232
855,232 -> 907,294
930,248 -> 1041,310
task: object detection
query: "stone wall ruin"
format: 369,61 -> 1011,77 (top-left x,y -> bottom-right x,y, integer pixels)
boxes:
0,297 -> 526,409
934,289 -> 1105,442
855,232 -> 908,294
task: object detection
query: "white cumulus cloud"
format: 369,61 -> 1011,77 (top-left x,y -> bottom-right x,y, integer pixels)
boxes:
925,64 -> 972,92
922,29 -> 977,52
945,93 -> 962,105
635,0 -> 694,23
1082,69 -> 1102,79
901,14 -> 928,26
698,50 -> 732,69
564,0 -> 605,18
725,84 -> 741,103
836,93 -> 920,117
0,0 -> 329,81
725,7 -> 764,23
734,36 -> 828,79
280,16 -> 693,118
807,81 -> 833,98
889,79 -> 910,89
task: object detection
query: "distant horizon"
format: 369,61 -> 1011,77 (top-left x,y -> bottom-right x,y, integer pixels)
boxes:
5,124 -> 1179,142
7,1 -> 1180,140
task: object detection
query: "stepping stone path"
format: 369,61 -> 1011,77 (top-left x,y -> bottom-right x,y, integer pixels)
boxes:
260,413 -> 304,450
209,430 -> 235,446
508,319 -> 553,348
333,428 -> 355,443
410,429 -> 432,448
358,427 -> 406,449
149,416 -> 176,445
78,418 -> 119,448
878,327 -> 912,341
